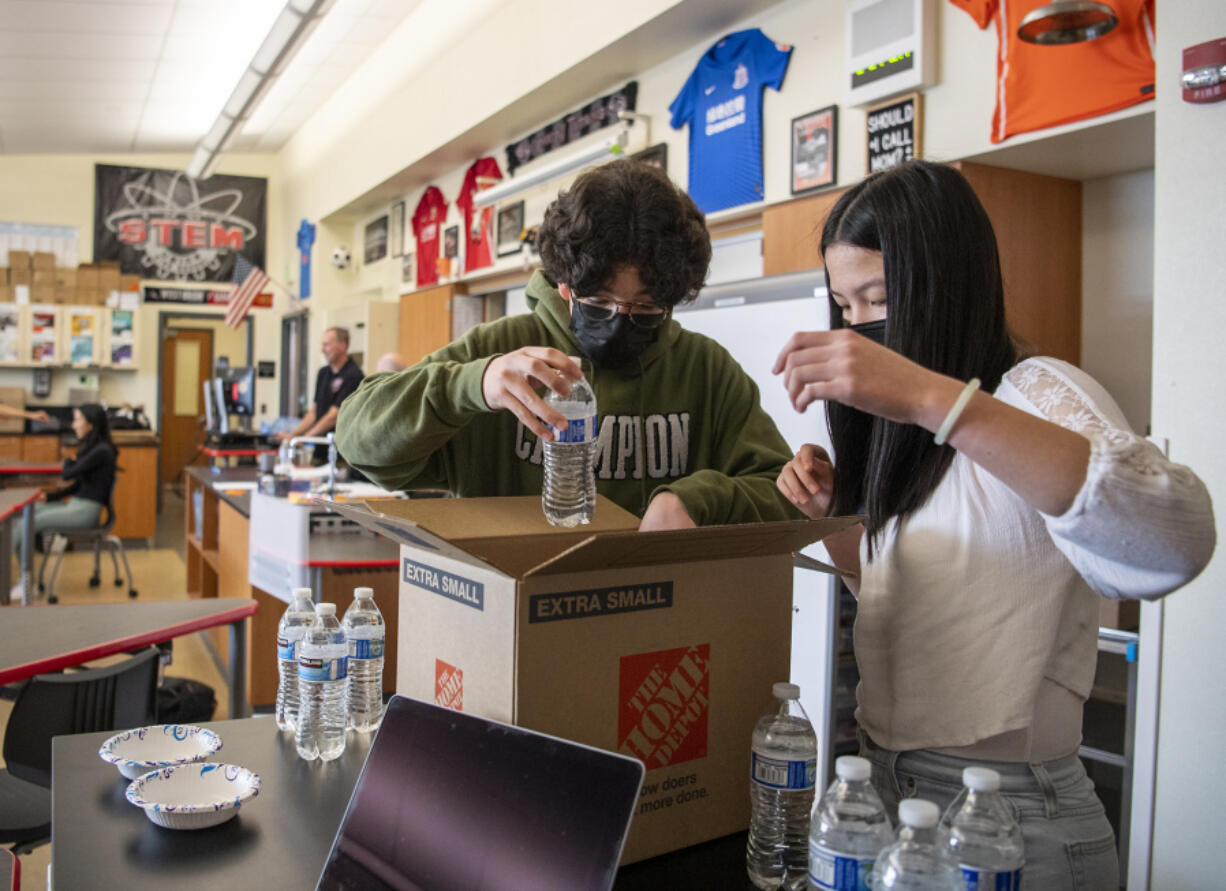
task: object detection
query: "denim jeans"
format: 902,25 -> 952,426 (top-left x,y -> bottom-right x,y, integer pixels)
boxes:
859,731 -> 1119,890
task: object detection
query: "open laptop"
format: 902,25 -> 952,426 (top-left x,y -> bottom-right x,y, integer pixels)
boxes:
317,695 -> 645,891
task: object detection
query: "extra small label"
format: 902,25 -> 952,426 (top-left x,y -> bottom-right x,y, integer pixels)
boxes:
751,751 -> 815,789
551,413 -> 596,444
809,847 -> 875,891
403,558 -> 484,611
298,656 -> 347,682
529,581 -> 672,623
961,867 -> 1022,890
349,638 -> 384,660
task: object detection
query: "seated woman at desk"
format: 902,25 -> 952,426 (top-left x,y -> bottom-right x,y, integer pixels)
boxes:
14,404 -> 117,557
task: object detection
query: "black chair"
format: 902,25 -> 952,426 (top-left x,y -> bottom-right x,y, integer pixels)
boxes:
0,646 -> 159,855
36,492 -> 138,604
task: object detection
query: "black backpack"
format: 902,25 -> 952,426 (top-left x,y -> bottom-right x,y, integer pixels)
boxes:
155,676 -> 216,724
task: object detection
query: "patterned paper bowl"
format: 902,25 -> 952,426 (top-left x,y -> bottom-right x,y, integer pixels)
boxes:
99,725 -> 223,780
125,762 -> 261,830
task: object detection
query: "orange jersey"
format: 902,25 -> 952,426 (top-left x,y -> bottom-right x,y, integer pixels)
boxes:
950,0 -> 1155,143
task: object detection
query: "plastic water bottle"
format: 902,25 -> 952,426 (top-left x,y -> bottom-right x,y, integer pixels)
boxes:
275,587 -> 315,732
747,682 -> 818,890
341,586 -> 385,732
296,602 -> 348,762
542,357 -> 597,527
939,768 -> 1024,890
872,800 -> 962,890
809,756 -> 894,890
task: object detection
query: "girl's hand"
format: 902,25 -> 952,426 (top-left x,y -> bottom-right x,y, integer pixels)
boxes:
481,347 -> 584,441
772,329 -> 952,425
777,443 -> 834,520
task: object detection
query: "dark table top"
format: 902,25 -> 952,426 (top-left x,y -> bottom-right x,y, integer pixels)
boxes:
51,714 -> 755,890
0,598 -> 257,686
0,486 -> 40,522
0,848 -> 14,891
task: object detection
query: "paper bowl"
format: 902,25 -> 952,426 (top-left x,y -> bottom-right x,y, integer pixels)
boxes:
125,762 -> 261,830
99,724 -> 223,780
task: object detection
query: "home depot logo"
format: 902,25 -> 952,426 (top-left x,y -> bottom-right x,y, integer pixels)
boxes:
435,659 -> 463,711
618,644 -> 709,769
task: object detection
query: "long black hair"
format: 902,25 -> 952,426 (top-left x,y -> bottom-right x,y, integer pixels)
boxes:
77,403 -> 116,455
822,161 -> 1017,557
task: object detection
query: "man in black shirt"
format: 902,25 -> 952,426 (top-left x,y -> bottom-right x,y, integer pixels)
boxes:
279,326 -> 364,444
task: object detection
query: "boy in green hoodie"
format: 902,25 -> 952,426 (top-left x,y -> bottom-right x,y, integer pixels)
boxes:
336,160 -> 798,530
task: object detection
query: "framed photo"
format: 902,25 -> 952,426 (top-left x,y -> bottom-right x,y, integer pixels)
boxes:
496,200 -> 525,256
364,214 -> 389,264
791,105 -> 838,195
631,142 -> 669,173
443,224 -> 459,259
390,200 -> 405,257
401,252 -> 414,284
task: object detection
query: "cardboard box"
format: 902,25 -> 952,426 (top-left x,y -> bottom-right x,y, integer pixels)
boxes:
8,250 -> 30,270
1099,597 -> 1139,631
31,268 -> 56,287
32,251 -> 56,270
55,267 -> 78,288
31,284 -> 54,303
76,266 -> 99,290
120,273 -> 140,292
0,267 -> 7,286
9,265 -> 31,287
98,265 -> 121,292
324,495 -> 852,864
0,386 -> 25,433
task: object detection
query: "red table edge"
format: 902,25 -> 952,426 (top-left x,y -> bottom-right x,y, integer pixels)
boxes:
0,488 -> 42,523
200,447 -> 277,457
0,465 -> 61,474
0,600 -> 258,686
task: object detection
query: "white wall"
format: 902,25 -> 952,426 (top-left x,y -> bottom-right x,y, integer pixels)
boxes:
1081,170 -> 1154,435
1149,4 -> 1226,886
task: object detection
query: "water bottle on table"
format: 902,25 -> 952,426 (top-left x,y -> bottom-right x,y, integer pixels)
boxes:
872,800 -> 962,890
747,681 -> 817,890
275,587 -> 315,732
809,755 -> 894,890
342,586 -> 385,732
296,602 -> 348,762
542,357 -> 597,527
939,767 -> 1023,890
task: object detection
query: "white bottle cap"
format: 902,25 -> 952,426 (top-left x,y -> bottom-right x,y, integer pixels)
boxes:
291,587 -> 312,599
835,755 -> 872,782
962,766 -> 1001,792
773,682 -> 800,700
354,587 -> 374,599
315,602 -> 337,616
898,799 -> 940,829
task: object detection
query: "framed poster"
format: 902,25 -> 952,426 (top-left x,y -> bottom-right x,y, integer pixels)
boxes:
866,92 -> 923,174
631,142 -> 669,172
390,201 -> 405,257
791,106 -> 838,195
364,215 -> 389,264
401,252 -> 414,284
496,200 -> 524,256
443,225 -> 459,259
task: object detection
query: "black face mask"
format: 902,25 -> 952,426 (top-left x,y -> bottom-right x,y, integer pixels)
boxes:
568,309 -> 660,372
849,318 -> 888,347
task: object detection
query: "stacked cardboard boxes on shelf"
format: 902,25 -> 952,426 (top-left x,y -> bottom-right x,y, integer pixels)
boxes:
0,251 -> 139,305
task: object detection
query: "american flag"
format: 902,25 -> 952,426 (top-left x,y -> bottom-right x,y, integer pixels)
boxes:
224,254 -> 269,328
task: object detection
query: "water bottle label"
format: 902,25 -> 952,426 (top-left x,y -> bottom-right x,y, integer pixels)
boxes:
809,847 -> 874,891
276,635 -> 295,661
960,867 -> 1022,890
750,751 -> 816,789
551,413 -> 596,444
349,638 -> 384,659
298,655 -> 348,682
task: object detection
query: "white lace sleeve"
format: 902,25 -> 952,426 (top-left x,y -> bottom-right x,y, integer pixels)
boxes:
1005,358 -> 1216,601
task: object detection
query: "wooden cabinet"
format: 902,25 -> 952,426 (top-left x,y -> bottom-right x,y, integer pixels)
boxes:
113,445 -> 157,539
0,435 -> 22,461
21,435 -> 59,463
758,163 -> 1081,365
399,283 -> 461,365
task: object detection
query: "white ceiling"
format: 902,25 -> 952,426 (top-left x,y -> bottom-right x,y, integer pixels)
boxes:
0,0 -> 424,155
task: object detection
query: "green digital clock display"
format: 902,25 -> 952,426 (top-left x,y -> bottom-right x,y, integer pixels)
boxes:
851,51 -> 915,89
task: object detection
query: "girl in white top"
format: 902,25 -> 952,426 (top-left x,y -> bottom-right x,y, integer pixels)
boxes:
773,160 -> 1215,889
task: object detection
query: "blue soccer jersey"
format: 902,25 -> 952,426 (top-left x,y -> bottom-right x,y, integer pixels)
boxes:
669,28 -> 792,214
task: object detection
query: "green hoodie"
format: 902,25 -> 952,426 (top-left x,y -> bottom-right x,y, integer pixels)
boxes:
336,270 -> 800,525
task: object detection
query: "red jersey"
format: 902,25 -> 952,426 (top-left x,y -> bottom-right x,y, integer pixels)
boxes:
456,158 -> 503,273
412,186 -> 448,288
950,0 -> 1155,143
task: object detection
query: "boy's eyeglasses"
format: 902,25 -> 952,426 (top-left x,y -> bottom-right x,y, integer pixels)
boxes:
573,295 -> 670,329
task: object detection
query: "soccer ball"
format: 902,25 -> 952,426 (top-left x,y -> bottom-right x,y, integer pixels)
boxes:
331,246 -> 352,270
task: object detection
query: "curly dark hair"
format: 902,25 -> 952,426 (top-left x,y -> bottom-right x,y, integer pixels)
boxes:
536,159 -> 711,308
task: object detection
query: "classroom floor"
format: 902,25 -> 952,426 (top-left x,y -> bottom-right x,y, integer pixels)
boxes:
1,486 -> 229,890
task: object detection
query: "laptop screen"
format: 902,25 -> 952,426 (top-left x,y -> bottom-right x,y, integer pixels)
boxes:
318,695 -> 644,891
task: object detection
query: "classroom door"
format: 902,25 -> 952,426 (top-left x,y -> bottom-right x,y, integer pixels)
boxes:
160,328 -> 213,485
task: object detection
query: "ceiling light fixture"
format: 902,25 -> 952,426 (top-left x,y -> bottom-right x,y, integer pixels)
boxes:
186,0 -> 337,180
